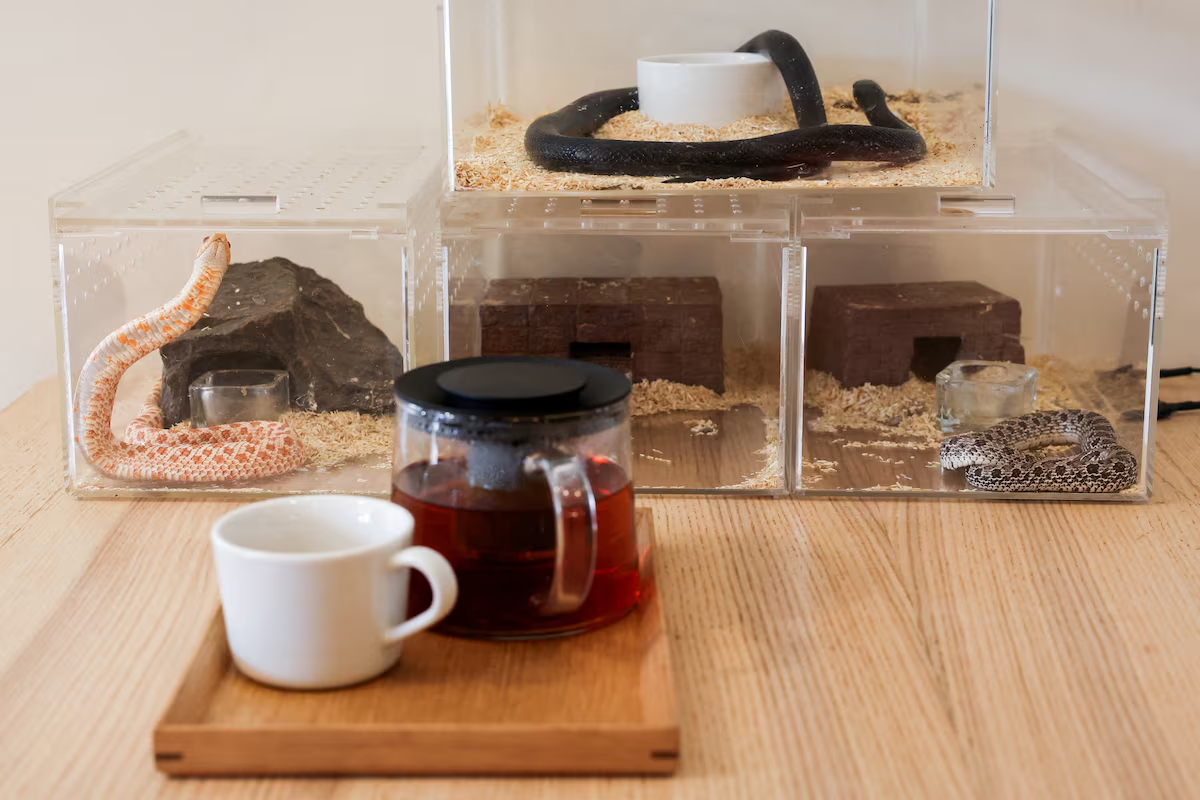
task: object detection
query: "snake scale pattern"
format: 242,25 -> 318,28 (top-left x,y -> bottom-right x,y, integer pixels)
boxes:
75,234 -> 306,483
939,410 -> 1138,493
524,29 -> 927,182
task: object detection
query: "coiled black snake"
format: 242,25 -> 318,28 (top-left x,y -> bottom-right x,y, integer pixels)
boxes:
524,30 -> 927,182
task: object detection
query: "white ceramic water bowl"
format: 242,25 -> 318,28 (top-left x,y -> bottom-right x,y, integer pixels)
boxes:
636,52 -> 784,128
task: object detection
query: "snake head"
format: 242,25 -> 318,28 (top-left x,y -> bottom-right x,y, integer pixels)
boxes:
195,233 -> 231,268
852,80 -> 887,113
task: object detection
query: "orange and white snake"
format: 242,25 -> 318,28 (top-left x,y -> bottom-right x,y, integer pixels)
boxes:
74,234 -> 306,482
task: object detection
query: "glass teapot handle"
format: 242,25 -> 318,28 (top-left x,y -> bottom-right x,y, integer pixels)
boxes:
523,450 -> 598,616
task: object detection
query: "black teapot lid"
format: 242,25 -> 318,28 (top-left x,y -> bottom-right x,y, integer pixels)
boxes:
393,356 -> 631,419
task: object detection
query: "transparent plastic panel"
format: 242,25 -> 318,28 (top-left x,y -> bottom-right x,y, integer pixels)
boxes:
53,131 -> 435,227
51,133 -> 443,497
432,194 -> 797,494
444,0 -> 993,192
55,229 -> 411,496
798,230 -> 1163,500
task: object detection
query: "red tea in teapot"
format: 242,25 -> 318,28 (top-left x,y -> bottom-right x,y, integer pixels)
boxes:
393,455 -> 639,639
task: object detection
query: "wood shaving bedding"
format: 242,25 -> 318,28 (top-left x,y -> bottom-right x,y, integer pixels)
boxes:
631,346 -> 781,419
454,87 -> 985,192
803,355 -> 1087,447
844,440 -> 932,450
719,416 -> 782,491
860,453 -> 907,464
803,370 -> 941,444
866,482 -> 918,492
175,411 -> 394,470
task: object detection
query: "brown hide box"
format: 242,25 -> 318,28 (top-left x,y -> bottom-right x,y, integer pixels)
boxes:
480,277 -> 724,392
807,281 -> 1024,387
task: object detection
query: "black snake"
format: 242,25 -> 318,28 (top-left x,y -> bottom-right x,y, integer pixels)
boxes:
523,30 -> 927,182
939,410 -> 1139,493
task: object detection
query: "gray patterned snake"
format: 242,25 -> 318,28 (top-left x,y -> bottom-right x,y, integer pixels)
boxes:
939,410 -> 1138,493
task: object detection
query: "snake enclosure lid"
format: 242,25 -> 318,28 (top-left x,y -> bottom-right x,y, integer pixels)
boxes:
153,510 -> 679,777
443,0 -> 995,194
51,129 -> 442,231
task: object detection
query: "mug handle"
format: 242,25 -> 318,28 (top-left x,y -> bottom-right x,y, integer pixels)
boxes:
382,546 -> 459,645
524,450 -> 598,616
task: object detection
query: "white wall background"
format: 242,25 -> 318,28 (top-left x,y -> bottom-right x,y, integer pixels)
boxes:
1,0 -> 1197,412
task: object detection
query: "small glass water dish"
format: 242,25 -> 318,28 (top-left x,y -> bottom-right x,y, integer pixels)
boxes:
189,369 -> 290,428
936,360 -> 1038,434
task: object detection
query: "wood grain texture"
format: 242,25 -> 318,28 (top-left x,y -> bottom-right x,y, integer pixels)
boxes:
3,376 -> 1200,798
153,512 -> 678,776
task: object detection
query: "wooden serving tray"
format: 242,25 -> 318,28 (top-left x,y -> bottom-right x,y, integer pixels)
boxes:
154,510 -> 678,776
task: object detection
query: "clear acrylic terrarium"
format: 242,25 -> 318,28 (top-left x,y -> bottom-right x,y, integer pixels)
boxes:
797,141 -> 1167,501
51,131 -> 443,496
442,0 -> 995,193
421,192 -> 799,494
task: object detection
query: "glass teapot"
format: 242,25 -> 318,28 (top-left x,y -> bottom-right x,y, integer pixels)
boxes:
391,356 -> 638,639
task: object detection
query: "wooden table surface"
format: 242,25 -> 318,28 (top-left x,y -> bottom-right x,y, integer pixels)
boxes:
3,376 -> 1200,799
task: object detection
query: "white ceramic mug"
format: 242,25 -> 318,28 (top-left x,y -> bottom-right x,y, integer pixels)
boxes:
211,495 -> 458,690
637,52 -> 784,127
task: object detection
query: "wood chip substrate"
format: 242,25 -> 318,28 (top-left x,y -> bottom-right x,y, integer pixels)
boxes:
279,411 -> 394,469
630,344 -> 780,419
454,87 -> 985,192
803,355 -> 1088,449
174,411 -> 394,470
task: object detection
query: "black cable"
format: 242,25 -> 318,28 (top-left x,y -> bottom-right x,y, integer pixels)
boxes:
1162,400 -> 1200,417
1123,400 -> 1200,421
1109,367 -> 1200,420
